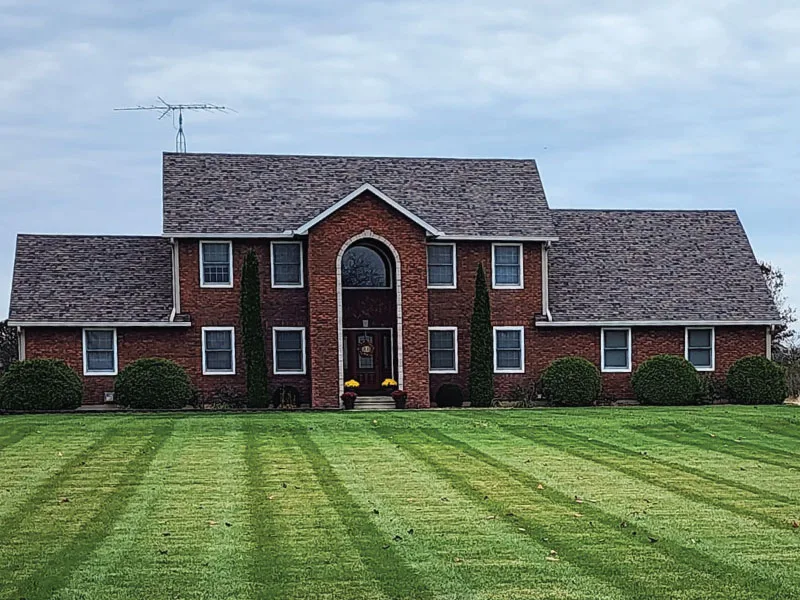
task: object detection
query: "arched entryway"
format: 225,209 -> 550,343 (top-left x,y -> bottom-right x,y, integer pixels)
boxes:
337,232 -> 402,394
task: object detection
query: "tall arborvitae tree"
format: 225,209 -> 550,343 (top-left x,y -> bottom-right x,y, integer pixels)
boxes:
240,250 -> 269,407
469,263 -> 494,406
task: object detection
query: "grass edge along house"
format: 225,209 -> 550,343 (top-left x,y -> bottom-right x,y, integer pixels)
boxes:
8,152 -> 781,407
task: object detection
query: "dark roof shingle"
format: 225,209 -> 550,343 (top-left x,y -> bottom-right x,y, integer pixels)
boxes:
546,210 -> 780,323
9,235 -> 174,323
162,152 -> 557,238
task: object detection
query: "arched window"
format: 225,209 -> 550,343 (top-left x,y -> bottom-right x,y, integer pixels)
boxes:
342,244 -> 390,287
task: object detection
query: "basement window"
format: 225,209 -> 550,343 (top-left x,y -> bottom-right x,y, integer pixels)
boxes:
202,327 -> 235,375
83,328 -> 117,376
686,327 -> 715,371
273,327 -> 307,375
200,241 -> 233,288
601,328 -> 631,372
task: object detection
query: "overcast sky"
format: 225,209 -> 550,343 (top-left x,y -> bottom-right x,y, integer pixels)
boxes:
1,1 -> 798,323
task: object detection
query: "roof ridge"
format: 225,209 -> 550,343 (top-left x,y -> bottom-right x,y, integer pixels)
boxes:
163,151 -> 537,163
552,208 -> 738,214
16,233 -> 164,239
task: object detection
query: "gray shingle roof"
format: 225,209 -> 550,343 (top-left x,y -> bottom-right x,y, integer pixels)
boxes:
546,210 -> 780,323
9,235 -> 174,323
162,152 -> 557,238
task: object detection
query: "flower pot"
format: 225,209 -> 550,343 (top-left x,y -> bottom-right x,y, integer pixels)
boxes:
344,397 -> 356,410
394,397 -> 407,409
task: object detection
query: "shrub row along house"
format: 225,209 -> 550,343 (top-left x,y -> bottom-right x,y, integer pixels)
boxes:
8,152 -> 780,407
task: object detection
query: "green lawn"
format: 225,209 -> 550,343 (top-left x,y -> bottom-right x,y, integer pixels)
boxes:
0,407 -> 799,600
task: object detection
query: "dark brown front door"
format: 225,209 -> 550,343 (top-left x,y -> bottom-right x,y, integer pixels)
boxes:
344,330 -> 393,393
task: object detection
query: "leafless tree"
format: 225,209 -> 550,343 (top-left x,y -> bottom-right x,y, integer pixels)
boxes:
0,321 -> 18,373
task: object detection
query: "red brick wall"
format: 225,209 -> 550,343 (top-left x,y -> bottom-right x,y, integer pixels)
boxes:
307,192 -> 430,408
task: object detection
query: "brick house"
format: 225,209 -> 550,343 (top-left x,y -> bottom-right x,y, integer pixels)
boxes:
7,152 -> 780,407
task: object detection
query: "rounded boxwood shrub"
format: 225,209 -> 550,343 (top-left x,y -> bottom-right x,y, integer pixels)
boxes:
0,359 -> 82,411
114,358 -> 193,410
435,383 -> 464,407
726,355 -> 787,405
540,357 -> 602,406
632,354 -> 701,406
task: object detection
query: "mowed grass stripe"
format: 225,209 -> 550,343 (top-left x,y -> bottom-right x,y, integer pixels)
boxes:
399,426 -> 792,600
244,422 -> 387,600
635,425 -> 800,470
1,421 -> 175,600
0,423 -> 35,451
310,425 -> 628,600
59,417 -> 255,600
506,425 -> 797,530
291,426 -> 434,600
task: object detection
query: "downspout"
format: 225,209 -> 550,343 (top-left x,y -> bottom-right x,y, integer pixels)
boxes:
16,326 -> 25,361
541,241 -> 553,321
766,325 -> 773,360
170,237 -> 181,321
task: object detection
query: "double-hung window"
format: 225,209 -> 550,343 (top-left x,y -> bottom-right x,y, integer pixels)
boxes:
492,244 -> 523,288
273,327 -> 306,374
427,244 -> 456,288
686,327 -> 715,371
203,327 -> 235,375
493,326 -> 525,373
200,241 -> 233,287
601,328 -> 631,372
429,327 -> 458,373
83,328 -> 117,375
271,242 -> 303,287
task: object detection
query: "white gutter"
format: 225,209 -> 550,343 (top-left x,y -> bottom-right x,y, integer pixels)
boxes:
7,321 -> 192,328
536,319 -> 783,328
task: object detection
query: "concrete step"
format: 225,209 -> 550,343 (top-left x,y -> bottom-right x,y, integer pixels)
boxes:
352,396 -> 395,411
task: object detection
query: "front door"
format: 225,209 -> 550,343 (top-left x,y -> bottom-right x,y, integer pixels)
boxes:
344,330 -> 393,393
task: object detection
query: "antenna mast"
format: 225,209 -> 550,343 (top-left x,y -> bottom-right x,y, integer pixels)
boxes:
114,97 -> 234,152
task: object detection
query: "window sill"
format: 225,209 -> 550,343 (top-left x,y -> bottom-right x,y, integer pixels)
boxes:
492,284 -> 524,290
202,370 -> 236,376
601,368 -> 632,374
427,285 -> 457,290
200,283 -> 234,289
84,371 -> 118,377
494,369 -> 525,374
693,366 -> 715,372
273,370 -> 307,376
272,283 -> 304,289
429,369 -> 458,374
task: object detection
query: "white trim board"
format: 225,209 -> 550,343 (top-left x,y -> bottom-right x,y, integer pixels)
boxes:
537,320 -> 782,328
295,183 -> 443,236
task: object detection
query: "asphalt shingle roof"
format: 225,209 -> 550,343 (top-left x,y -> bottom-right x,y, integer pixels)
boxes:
546,210 -> 780,323
162,152 -> 557,238
9,235 -> 174,323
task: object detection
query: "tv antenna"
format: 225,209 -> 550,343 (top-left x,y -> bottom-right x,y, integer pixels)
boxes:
114,97 -> 235,152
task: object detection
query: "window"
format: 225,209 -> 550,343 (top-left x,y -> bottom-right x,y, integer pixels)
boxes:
342,244 -> 390,288
429,327 -> 458,373
427,244 -> 456,288
686,327 -> 715,371
200,241 -> 233,288
83,328 -> 117,375
492,244 -> 523,288
271,242 -> 303,288
493,326 -> 525,373
202,327 -> 235,375
273,327 -> 306,374
601,328 -> 631,372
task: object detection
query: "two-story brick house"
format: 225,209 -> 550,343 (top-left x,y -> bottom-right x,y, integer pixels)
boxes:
8,152 -> 781,407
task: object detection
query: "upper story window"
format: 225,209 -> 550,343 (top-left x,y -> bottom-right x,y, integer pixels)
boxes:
342,244 -> 391,288
273,327 -> 307,374
686,327 -> 715,371
83,328 -> 117,375
492,243 -> 523,289
271,242 -> 303,288
601,328 -> 631,373
202,327 -> 235,375
493,326 -> 525,373
200,241 -> 233,288
427,244 -> 456,288
429,327 -> 458,373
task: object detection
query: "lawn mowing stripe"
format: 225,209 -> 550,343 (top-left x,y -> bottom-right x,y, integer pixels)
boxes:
634,425 -> 800,470
393,426 -> 792,600
5,420 -> 175,600
0,424 -> 35,451
243,422 -> 308,598
291,426 -> 435,600
505,425 -> 796,530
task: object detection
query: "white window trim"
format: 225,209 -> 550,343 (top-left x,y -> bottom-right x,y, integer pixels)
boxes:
685,327 -> 715,372
199,241 -> 234,289
82,328 -> 118,376
428,326 -> 458,373
272,326 -> 307,375
271,241 -> 304,288
601,328 -> 632,373
427,243 -> 457,289
491,243 -> 524,289
202,326 -> 236,375
493,326 -> 525,374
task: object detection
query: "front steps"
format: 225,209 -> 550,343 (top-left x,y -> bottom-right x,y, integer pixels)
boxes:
352,396 -> 395,411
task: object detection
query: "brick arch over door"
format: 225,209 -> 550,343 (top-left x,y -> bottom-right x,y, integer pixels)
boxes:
337,230 -> 404,395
